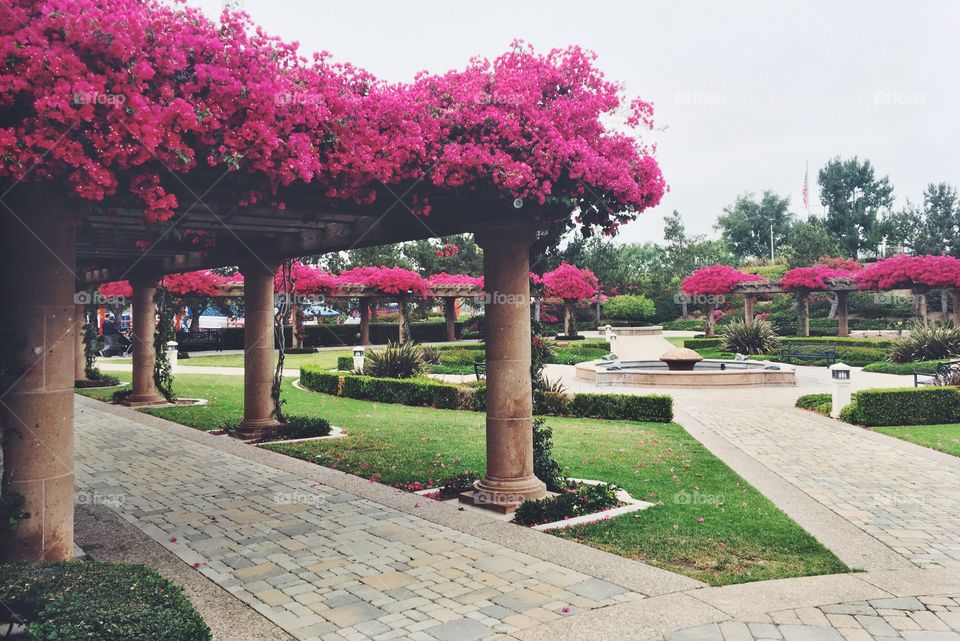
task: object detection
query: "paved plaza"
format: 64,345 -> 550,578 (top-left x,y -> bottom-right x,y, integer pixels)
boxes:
74,332 -> 960,640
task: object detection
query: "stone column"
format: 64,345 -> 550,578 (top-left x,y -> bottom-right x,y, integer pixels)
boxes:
443,297 -> 457,342
917,290 -> 929,327
800,294 -> 810,337
471,224 -> 546,512
0,196 -> 76,562
74,304 -> 87,381
563,300 -> 576,337
358,298 -> 370,345
706,303 -> 716,337
837,291 -> 850,337
398,296 -> 410,344
237,261 -> 280,439
125,278 -> 163,406
743,295 -> 755,324
952,289 -> 960,325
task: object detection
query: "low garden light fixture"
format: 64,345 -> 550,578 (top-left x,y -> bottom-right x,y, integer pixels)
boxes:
829,362 -> 852,417
353,346 -> 365,373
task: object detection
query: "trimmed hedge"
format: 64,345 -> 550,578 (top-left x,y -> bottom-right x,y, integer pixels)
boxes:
300,366 -> 673,422
0,561 -> 210,641
685,337 -> 721,350
795,393 -> 832,416
336,356 -> 353,371
568,392 -> 673,422
862,360 -> 945,375
840,387 -> 960,427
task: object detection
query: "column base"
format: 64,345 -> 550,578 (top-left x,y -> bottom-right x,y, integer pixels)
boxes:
235,418 -> 282,441
460,476 -> 547,513
123,393 -> 166,407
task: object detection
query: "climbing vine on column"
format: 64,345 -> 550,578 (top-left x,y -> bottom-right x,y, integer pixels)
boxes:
272,260 -> 293,423
153,282 -> 176,402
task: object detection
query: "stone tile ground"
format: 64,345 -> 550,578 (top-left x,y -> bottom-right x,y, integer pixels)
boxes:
75,403 -> 640,641
667,594 -> 960,641
683,407 -> 960,569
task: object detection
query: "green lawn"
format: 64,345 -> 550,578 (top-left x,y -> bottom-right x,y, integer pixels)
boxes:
874,424 -> 960,458
77,373 -> 847,586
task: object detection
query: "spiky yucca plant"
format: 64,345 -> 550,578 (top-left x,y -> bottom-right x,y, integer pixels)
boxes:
719,318 -> 781,355
363,341 -> 425,378
890,322 -> 960,364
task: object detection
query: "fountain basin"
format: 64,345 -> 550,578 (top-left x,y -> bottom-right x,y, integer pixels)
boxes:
597,325 -> 663,336
575,359 -> 796,387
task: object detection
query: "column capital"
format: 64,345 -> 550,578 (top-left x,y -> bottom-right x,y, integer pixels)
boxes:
474,221 -> 540,249
238,259 -> 280,278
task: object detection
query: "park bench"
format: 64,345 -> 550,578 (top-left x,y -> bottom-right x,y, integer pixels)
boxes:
913,359 -> 960,387
779,342 -> 837,365
474,360 -> 486,381
176,330 -> 223,353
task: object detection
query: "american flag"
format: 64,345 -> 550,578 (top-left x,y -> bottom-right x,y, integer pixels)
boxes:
802,161 -> 809,211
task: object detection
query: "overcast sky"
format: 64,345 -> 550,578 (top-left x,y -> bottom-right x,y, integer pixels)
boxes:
190,0 -> 960,246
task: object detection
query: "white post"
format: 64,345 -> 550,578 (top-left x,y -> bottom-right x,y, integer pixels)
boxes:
830,363 -> 852,418
353,346 -> 365,373
165,341 -> 179,372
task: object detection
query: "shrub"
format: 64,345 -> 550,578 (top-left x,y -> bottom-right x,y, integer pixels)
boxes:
513,482 -> 621,527
841,387 -> 960,427
602,294 -> 656,322
270,416 -> 332,440
534,390 -> 570,416
421,346 -> 442,364
434,471 -> 480,500
795,393 -> 832,416
364,341 -> 425,379
532,418 -> 564,492
889,322 -> 960,363
685,337 -> 721,350
662,319 -> 705,331
336,356 -> 353,371
862,360 -> 946,375
439,348 -> 484,366
0,561 -> 210,641
568,393 -> 673,422
299,368 -> 341,395
285,347 -> 317,354
719,319 -> 781,355
111,388 -> 132,404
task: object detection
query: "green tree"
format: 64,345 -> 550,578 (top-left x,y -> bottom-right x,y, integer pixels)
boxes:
715,191 -> 794,261
781,218 -> 842,267
915,183 -> 958,255
402,234 -> 483,276
818,156 -> 894,257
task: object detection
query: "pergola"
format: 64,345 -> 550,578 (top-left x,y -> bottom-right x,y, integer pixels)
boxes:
735,279 -> 859,337
328,282 -> 482,345
0,0 -> 665,563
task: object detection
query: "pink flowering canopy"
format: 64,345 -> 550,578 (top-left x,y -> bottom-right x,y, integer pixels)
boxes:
681,265 -> 763,295
99,280 -> 132,299
542,263 -> 599,301
854,255 -> 960,290
428,273 -> 484,288
275,262 -> 337,296
817,256 -> 862,271
337,266 -> 430,297
164,270 -> 230,298
779,266 -> 853,292
1,0 -> 664,240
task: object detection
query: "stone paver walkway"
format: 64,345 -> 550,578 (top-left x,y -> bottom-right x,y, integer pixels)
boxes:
668,594 -> 960,641
682,406 -> 960,570
75,399 -> 643,641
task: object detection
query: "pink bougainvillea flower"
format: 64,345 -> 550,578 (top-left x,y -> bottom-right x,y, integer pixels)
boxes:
681,265 -> 764,295
779,265 -> 853,291
542,263 -> 599,301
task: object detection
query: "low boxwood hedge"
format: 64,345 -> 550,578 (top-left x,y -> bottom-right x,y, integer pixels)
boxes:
840,387 -> 960,427
862,360 -> 945,375
336,356 -> 353,371
0,561 -> 210,641
795,393 -> 832,416
300,367 -> 673,422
